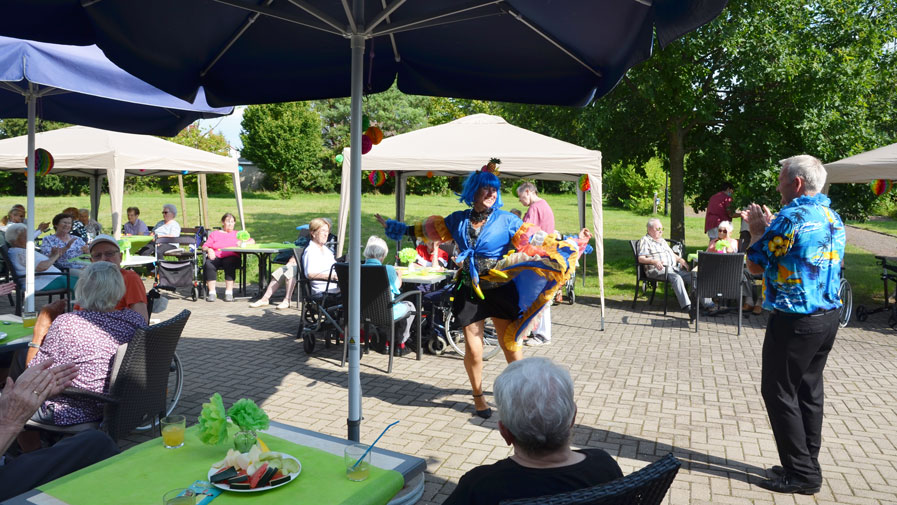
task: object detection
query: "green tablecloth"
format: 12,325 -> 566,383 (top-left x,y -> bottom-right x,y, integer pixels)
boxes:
229,242 -> 292,251
122,235 -> 153,249
0,322 -> 32,346
39,426 -> 404,505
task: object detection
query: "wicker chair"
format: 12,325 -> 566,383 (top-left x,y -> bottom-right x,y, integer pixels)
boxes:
333,262 -> 421,373
694,252 -> 745,335
630,239 -> 684,315
25,309 -> 191,441
499,453 -> 681,505
0,244 -> 72,316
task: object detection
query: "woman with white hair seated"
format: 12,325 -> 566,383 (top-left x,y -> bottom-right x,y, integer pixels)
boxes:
363,235 -> 416,353
444,357 -> 623,505
5,223 -> 77,293
27,261 -> 146,426
138,203 -> 181,257
707,220 -> 737,253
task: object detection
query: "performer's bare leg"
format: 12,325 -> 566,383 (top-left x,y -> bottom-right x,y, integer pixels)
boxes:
492,317 -> 523,363
463,321 -> 488,411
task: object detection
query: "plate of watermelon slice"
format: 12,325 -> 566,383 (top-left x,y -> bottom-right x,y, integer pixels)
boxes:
208,449 -> 301,493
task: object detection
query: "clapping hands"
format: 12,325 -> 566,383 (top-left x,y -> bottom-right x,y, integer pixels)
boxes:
740,203 -> 774,238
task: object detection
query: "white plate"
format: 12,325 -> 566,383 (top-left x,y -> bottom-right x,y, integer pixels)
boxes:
208,452 -> 301,493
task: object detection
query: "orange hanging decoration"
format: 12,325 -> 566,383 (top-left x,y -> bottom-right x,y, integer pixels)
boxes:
365,126 -> 384,145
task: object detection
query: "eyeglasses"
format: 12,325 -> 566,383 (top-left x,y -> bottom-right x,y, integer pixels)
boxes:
162,211 -> 171,215
718,229 -> 728,233
90,250 -> 120,260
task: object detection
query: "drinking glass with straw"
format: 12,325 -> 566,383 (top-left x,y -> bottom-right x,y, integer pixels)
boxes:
345,421 -> 399,481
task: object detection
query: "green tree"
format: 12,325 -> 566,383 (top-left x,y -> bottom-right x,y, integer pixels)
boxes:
240,102 -> 327,194
160,125 -> 234,195
577,0 -> 897,240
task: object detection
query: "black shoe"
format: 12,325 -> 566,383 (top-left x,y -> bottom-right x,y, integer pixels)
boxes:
685,305 -> 696,322
768,465 -> 785,477
756,475 -> 820,495
473,394 -> 492,419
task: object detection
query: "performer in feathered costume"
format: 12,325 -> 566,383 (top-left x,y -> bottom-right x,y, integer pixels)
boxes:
376,159 -> 591,419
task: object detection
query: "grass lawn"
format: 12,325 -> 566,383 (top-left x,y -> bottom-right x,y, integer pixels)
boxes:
1,192 -> 885,307
846,218 -> 897,237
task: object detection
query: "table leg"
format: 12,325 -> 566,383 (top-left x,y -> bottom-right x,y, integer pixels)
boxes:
240,254 -> 247,297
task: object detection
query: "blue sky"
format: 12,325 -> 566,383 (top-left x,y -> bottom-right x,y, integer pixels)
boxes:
197,105 -> 245,153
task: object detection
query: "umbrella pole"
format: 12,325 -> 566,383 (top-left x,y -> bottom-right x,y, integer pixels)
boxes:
347,30 -> 364,442
25,85 -> 36,314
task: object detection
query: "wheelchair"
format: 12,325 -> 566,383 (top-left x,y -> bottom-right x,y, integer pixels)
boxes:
294,251 -> 343,354
856,255 -> 897,327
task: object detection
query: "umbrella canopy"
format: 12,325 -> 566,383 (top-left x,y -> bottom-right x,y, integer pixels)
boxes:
0,35 -> 233,314
0,0 -> 727,442
825,142 -> 897,184
0,125 -> 245,237
0,1 -> 727,108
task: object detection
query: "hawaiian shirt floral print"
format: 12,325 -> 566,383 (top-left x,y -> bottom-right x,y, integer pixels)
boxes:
747,193 -> 846,314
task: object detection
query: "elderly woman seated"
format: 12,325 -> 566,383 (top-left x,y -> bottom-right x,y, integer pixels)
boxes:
363,235 -> 416,353
137,203 -> 181,257
250,217 -> 338,309
443,357 -> 623,505
40,213 -> 89,273
27,261 -> 147,426
5,223 -> 77,293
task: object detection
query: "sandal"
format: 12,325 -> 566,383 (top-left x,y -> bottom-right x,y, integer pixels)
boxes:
472,393 -> 492,419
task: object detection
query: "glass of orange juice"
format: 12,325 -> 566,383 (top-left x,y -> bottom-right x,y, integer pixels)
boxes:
22,311 -> 37,329
161,415 -> 186,449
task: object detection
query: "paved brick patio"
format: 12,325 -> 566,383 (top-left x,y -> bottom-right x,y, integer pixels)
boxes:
10,286 -> 897,504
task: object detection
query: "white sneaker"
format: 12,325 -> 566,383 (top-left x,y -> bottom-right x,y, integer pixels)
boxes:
249,299 -> 269,308
276,300 -> 290,310
525,335 -> 550,346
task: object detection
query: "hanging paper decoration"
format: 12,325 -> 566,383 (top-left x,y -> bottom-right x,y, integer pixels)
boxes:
24,148 -> 54,176
426,171 -> 434,178
334,153 -> 344,164
579,174 -> 590,192
388,171 -> 396,177
871,179 -> 893,196
368,170 -> 387,187
365,126 -> 384,145
361,115 -> 371,131
361,134 -> 373,154
238,165 -> 244,173
182,170 -> 189,175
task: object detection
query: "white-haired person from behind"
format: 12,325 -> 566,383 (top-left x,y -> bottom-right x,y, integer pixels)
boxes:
363,235 -> 416,354
443,357 -> 623,505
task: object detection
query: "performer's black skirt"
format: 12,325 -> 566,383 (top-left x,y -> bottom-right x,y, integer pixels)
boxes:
452,281 -> 520,328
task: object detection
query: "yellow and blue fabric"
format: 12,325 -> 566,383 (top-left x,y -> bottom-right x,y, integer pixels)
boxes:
746,194 -> 845,314
385,210 -> 584,351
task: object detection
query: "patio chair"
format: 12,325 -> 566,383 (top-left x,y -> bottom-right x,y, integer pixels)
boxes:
0,244 -> 72,316
694,251 -> 745,335
629,239 -> 684,315
333,262 -> 421,373
24,309 -> 191,442
498,453 -> 681,505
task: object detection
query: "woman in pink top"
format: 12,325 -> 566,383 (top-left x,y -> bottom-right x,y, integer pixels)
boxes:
202,212 -> 241,302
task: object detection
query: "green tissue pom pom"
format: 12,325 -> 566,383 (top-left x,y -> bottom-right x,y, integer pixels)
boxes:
198,393 -> 228,445
236,230 -> 250,241
227,398 -> 269,432
398,247 -> 417,265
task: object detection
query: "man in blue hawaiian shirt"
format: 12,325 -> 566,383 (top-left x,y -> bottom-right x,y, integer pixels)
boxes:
742,155 -> 845,495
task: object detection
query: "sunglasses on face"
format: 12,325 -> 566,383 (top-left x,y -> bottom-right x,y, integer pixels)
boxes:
718,229 -> 728,233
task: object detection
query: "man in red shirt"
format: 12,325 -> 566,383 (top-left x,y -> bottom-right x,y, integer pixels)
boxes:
705,181 -> 735,241
518,182 -> 555,346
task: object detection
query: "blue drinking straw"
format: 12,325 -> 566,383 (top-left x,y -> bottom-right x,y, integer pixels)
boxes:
352,420 -> 400,470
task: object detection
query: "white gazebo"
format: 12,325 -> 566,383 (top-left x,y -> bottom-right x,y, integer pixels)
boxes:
336,114 -> 605,327
0,125 -> 245,236
825,142 -> 897,184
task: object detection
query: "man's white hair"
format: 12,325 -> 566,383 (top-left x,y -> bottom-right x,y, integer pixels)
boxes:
779,155 -> 826,193
647,218 -> 661,230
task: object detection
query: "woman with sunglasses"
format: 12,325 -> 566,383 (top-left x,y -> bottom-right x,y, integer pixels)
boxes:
707,220 -> 737,253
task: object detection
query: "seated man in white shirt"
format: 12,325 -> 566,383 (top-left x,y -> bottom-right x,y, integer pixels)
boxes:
636,218 -> 695,320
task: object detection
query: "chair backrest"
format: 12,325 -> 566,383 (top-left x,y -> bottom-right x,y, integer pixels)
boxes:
498,453 -> 681,505
0,244 -> 22,287
696,251 -> 745,299
333,262 -> 395,328
629,240 -> 649,282
103,309 -> 190,441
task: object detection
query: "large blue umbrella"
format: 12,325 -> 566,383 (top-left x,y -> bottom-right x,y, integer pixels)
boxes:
0,35 -> 232,313
0,0 -> 727,442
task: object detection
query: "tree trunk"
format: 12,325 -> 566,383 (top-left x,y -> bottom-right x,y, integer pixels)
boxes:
668,124 -> 687,242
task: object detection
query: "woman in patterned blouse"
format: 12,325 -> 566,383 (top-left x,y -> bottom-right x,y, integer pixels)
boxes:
28,261 -> 147,426
40,213 -> 89,272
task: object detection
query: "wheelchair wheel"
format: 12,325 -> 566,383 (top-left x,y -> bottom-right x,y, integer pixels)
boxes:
442,305 -> 501,361
427,335 -> 447,355
838,278 -> 852,328
303,331 -> 316,354
191,286 -> 198,302
135,353 -> 183,431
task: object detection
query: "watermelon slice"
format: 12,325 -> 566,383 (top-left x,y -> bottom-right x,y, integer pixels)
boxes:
269,474 -> 291,486
210,466 -> 237,483
258,466 -> 278,487
249,463 -> 269,489
230,482 -> 251,490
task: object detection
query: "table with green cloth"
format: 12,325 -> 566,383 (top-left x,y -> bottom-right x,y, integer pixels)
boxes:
122,235 -> 153,251
394,267 -> 455,286
4,421 -> 422,505
0,314 -> 32,354
220,242 -> 293,298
